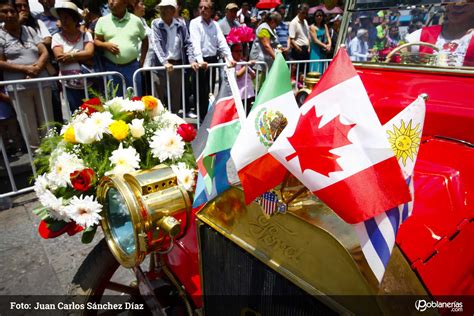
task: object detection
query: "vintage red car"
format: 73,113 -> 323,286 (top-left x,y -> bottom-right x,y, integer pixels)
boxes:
68,0 -> 473,315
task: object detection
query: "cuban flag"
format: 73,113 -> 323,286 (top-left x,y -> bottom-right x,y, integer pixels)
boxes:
354,96 -> 426,283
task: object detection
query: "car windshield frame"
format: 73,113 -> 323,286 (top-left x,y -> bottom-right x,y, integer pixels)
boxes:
338,0 -> 474,71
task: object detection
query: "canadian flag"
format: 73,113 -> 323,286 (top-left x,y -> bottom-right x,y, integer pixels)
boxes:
268,48 -> 411,224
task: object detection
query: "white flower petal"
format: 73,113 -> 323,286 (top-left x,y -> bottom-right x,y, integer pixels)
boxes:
65,195 -> 102,228
129,118 -> 145,138
149,128 -> 185,162
106,143 -> 141,177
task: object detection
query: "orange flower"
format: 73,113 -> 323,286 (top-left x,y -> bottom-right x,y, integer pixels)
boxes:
142,96 -> 158,110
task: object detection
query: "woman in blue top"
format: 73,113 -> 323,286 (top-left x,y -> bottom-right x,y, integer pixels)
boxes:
309,10 -> 331,73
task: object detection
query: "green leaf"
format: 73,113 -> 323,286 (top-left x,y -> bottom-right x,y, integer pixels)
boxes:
81,225 -> 98,244
33,207 -> 50,220
44,217 -> 69,232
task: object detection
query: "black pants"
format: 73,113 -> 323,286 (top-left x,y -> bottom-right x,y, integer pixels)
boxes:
290,45 -> 310,76
195,55 -> 218,121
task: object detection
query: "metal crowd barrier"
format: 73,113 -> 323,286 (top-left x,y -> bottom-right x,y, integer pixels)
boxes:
133,61 -> 268,127
286,59 -> 332,86
0,59 -> 330,199
0,72 -> 126,199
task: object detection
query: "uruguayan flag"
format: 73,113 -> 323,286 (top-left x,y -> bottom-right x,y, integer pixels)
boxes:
354,96 -> 426,283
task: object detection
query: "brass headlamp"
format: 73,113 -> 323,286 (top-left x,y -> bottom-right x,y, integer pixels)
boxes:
97,165 -> 191,268
295,72 -> 321,106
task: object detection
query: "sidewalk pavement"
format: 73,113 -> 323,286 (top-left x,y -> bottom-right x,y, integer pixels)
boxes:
0,192 -> 102,295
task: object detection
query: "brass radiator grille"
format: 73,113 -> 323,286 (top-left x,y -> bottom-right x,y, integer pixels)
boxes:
199,224 -> 338,316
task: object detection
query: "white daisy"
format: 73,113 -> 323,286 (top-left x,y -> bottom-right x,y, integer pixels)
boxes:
34,173 -> 49,196
171,163 -> 195,191
48,151 -> 85,188
38,189 -> 70,222
89,112 -> 114,139
106,143 -> 141,177
121,99 -> 145,112
149,128 -> 185,162
129,118 -> 145,138
65,195 -> 103,228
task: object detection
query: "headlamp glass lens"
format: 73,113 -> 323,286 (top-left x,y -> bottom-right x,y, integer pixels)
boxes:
106,188 -> 136,255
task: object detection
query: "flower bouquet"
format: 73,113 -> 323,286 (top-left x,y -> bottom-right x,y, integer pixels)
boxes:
33,95 -> 197,243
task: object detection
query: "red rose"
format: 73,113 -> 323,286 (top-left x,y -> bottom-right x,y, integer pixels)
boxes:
177,123 -> 197,142
38,220 -> 83,239
70,168 -> 96,192
131,96 -> 142,101
80,97 -> 102,115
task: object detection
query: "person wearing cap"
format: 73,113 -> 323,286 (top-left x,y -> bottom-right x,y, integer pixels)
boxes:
189,0 -> 235,120
349,28 -> 370,61
51,1 -> 95,112
218,2 -> 240,37
150,0 -> 198,114
94,0 -> 148,96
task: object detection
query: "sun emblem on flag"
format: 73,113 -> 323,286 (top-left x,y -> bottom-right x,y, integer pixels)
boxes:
255,107 -> 288,148
387,119 -> 421,166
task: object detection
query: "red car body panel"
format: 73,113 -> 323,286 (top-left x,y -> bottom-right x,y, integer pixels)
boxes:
358,68 -> 474,144
359,67 -> 474,296
163,209 -> 202,307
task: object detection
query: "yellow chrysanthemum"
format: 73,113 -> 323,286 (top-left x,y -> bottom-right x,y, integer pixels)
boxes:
63,126 -> 76,143
142,96 -> 158,110
109,120 -> 129,141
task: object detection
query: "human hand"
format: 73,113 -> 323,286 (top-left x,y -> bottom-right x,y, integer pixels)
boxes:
294,45 -> 302,53
191,62 -> 200,71
164,62 -> 174,72
56,53 -> 75,64
23,64 -> 41,77
227,59 -> 237,68
105,42 -> 120,55
200,62 -> 208,71
18,11 -> 28,24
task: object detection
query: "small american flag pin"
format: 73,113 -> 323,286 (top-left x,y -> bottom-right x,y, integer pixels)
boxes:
256,191 -> 286,217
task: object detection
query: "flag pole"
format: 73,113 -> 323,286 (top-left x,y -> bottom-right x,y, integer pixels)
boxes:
225,67 -> 247,125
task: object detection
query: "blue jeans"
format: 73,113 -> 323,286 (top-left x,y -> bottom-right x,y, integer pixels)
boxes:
104,59 -> 141,97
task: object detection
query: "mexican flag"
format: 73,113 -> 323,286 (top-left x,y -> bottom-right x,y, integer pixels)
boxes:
231,53 -> 300,204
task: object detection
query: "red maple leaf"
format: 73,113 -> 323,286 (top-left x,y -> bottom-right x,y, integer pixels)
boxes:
286,107 -> 355,177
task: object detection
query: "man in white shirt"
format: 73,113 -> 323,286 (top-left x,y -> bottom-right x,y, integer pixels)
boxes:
288,3 -> 310,74
189,0 -> 235,120
349,28 -> 370,61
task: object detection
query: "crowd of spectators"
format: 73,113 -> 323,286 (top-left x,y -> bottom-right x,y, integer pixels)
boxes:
0,0 -> 346,158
